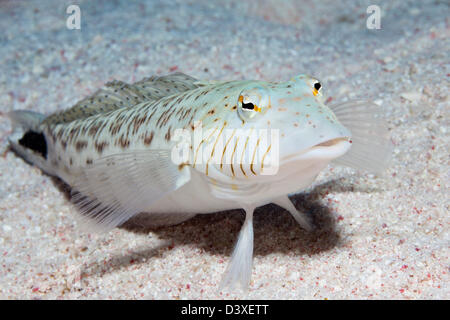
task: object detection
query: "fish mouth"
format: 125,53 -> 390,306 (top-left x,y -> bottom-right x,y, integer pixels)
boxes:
282,137 -> 352,163
301,137 -> 351,160
313,137 -> 350,148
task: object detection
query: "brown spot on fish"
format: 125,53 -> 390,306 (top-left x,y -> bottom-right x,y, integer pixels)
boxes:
132,115 -> 147,135
109,121 -> 122,136
88,124 -> 100,136
176,107 -> 184,117
117,135 -> 130,149
143,131 -> 154,146
156,109 -> 169,128
145,109 -> 157,126
162,109 -> 176,127
75,140 -> 88,151
86,158 -> 93,165
95,141 -> 109,154
165,127 -> 172,141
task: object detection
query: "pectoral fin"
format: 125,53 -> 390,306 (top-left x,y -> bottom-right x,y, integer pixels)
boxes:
330,100 -> 392,174
70,150 -> 191,232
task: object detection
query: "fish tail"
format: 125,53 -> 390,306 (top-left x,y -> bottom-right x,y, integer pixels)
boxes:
7,110 -> 52,173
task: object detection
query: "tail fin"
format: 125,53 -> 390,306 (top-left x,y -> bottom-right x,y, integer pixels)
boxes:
8,110 -> 51,173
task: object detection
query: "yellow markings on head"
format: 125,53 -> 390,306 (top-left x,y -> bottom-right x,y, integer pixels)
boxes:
239,128 -> 254,178
193,126 -> 218,168
313,88 -> 319,96
231,184 -> 238,191
220,129 -> 236,170
230,136 -> 240,178
260,144 -> 272,171
250,137 -> 261,175
206,122 -> 227,176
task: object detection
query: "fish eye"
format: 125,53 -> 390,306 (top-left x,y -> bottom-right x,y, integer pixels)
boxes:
239,96 -> 259,111
314,82 -> 321,91
237,86 -> 269,121
313,81 -> 322,96
241,99 -> 255,110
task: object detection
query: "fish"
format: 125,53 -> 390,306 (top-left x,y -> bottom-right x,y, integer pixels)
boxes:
7,72 -> 391,291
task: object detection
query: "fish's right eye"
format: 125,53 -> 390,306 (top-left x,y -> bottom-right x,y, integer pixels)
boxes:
241,100 -> 255,110
238,95 -> 260,113
237,86 -> 269,122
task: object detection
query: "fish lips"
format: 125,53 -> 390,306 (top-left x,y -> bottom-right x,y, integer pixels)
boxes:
281,137 -> 352,164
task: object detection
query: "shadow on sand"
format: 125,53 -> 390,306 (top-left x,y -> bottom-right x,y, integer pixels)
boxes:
49,175 -> 379,277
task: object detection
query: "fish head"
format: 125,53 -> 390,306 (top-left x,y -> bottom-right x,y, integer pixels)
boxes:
206,74 -> 352,191
263,74 -> 352,165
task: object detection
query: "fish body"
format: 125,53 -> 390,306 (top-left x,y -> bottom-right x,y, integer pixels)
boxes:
8,72 -> 391,290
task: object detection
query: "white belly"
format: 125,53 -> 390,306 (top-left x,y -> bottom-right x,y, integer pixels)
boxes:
148,178 -> 239,214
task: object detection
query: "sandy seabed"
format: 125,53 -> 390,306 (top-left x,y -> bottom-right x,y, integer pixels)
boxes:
0,0 -> 448,299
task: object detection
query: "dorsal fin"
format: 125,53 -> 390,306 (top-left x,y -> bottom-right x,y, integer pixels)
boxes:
43,72 -> 199,125
133,72 -> 199,98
